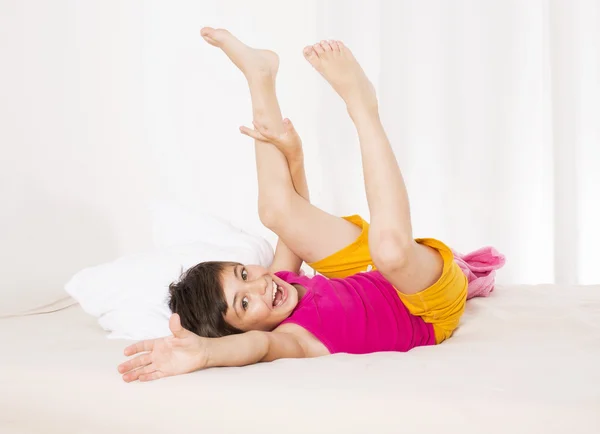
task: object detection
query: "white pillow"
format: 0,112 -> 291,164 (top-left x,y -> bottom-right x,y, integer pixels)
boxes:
150,199 -> 254,247
65,233 -> 274,340
150,199 -> 314,276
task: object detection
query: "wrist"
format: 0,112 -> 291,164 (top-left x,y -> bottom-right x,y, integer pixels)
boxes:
197,337 -> 212,369
285,147 -> 304,164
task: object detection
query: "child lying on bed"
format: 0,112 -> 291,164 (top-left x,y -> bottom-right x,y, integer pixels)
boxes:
118,27 -> 469,382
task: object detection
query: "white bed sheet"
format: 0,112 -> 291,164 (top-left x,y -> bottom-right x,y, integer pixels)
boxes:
1,284 -> 599,434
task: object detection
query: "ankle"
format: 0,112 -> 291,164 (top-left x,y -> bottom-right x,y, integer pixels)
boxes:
347,102 -> 380,123
245,69 -> 276,85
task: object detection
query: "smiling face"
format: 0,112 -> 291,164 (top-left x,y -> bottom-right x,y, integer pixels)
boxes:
221,264 -> 299,332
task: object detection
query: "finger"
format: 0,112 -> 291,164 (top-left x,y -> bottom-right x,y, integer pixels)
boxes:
118,353 -> 152,374
124,339 -> 156,357
169,313 -> 193,339
283,118 -> 296,134
139,371 -> 166,382
252,121 -> 277,140
122,363 -> 156,383
239,125 -> 267,142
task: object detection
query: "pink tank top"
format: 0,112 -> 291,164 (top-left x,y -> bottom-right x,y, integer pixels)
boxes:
275,270 -> 435,354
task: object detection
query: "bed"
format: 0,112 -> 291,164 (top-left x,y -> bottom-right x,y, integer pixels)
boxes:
1,284 -> 599,434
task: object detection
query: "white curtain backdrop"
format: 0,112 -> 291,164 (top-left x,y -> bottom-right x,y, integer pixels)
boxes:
2,0 -> 599,314
312,0 -> 600,285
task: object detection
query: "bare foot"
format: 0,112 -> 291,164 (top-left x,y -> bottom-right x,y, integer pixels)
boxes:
200,27 -> 279,80
303,40 -> 377,114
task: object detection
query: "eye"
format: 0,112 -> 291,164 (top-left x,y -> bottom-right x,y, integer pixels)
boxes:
241,268 -> 248,281
241,296 -> 249,311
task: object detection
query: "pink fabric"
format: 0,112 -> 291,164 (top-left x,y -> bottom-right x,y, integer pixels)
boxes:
452,247 -> 506,300
275,270 -> 436,354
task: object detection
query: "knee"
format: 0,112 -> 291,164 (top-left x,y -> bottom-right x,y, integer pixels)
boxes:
258,192 -> 292,229
370,232 -> 414,274
258,205 -> 282,229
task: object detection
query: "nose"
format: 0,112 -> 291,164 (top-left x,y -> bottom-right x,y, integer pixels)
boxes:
248,276 -> 269,297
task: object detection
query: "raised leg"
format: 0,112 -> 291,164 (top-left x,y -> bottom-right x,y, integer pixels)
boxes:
200,28 -> 360,264
304,40 -> 443,294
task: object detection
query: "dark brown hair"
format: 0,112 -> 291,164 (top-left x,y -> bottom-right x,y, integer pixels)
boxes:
167,261 -> 243,338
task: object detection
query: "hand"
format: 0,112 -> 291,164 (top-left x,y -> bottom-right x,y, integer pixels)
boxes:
117,314 -> 209,382
239,118 -> 303,159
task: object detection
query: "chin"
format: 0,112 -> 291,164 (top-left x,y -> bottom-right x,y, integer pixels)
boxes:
272,276 -> 295,304
282,281 -> 298,309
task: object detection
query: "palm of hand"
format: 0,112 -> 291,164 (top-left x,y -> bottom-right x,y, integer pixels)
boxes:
277,130 -> 300,151
151,335 -> 205,376
119,314 -> 209,382
240,118 -> 302,158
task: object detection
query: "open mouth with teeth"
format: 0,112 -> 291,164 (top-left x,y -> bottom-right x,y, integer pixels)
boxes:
271,280 -> 286,308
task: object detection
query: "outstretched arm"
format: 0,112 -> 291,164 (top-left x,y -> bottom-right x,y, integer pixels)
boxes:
118,314 -> 324,382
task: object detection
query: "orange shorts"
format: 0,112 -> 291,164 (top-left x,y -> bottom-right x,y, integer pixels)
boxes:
307,215 -> 468,344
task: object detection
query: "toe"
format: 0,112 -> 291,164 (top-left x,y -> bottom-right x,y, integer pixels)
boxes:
200,27 -> 221,46
303,46 -> 320,65
338,41 -> 352,58
313,43 -> 325,57
200,27 -> 214,37
202,27 -> 231,43
320,40 -> 332,52
330,40 -> 340,52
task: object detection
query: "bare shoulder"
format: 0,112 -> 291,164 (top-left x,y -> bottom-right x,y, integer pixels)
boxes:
274,323 -> 330,357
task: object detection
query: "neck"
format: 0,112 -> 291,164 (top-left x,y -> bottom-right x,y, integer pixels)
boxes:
294,283 -> 307,300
